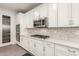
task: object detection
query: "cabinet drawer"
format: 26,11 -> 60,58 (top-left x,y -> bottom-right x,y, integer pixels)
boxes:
67,47 -> 79,56
55,44 -> 79,56
44,41 -> 54,47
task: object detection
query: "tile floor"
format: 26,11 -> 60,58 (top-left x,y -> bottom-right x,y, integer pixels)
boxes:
0,44 -> 27,56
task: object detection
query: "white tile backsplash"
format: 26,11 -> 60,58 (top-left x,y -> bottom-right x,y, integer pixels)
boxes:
26,27 -> 79,43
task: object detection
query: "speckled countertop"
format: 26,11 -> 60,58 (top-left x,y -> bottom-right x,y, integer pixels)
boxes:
20,34 -> 79,49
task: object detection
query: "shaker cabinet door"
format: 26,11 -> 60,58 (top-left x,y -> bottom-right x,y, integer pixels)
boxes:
72,3 -> 79,26
39,4 -> 48,18
55,44 -> 70,56
28,39 -> 35,55
48,3 -> 58,27
34,40 -> 44,56
58,3 -> 72,27
44,45 -> 54,56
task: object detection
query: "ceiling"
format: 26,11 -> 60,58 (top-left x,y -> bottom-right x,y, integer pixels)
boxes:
0,3 -> 41,13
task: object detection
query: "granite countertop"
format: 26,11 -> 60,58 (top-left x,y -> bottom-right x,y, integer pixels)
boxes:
45,39 -> 79,49
20,34 -> 79,49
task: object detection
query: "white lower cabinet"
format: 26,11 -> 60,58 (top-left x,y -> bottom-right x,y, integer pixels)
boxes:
28,38 -> 35,55
20,37 -> 27,49
55,44 -> 79,56
55,44 -> 70,56
20,37 -> 29,50
28,38 -> 44,56
20,37 -> 79,56
34,40 -> 44,56
28,38 -> 55,56
44,42 -> 54,56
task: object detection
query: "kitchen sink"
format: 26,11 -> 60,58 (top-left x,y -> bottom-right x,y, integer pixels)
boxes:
31,34 -> 50,39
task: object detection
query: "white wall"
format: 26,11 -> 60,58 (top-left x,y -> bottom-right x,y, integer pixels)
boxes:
0,8 -> 17,47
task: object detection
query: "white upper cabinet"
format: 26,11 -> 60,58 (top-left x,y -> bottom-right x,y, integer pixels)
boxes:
28,38 -> 35,55
72,3 -> 79,26
33,4 -> 48,20
48,3 -> 58,27
18,3 -> 79,28
39,4 -> 48,18
33,5 -> 40,20
16,13 -> 20,24
58,3 -> 72,27
17,13 -> 25,35
17,13 -> 24,25
25,9 -> 34,28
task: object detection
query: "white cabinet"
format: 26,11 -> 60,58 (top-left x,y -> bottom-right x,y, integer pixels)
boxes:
28,38 -> 44,56
33,4 -> 48,20
58,3 -> 72,27
33,5 -> 40,20
24,13 -> 30,28
17,11 -> 34,29
39,4 -> 48,18
48,3 -> 58,27
18,3 -> 79,28
44,42 -> 54,56
28,38 -> 35,55
34,39 -> 44,56
17,13 -> 24,26
16,13 -> 20,24
17,13 -> 25,28
72,3 -> 79,26
25,10 -> 34,28
20,36 -> 29,51
48,3 -> 79,27
20,37 -> 26,49
24,37 -> 29,50
28,38 -> 55,56
55,44 -> 70,56
55,44 -> 79,56
17,13 -> 25,35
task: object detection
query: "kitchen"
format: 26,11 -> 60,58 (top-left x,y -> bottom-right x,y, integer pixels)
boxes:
0,3 -> 79,56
